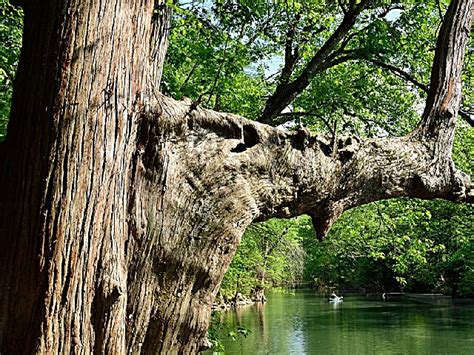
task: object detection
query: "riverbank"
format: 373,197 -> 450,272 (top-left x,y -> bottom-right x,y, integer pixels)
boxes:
212,291 -> 267,311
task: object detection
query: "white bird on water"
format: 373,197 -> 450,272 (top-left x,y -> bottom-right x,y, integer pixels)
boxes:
329,292 -> 343,303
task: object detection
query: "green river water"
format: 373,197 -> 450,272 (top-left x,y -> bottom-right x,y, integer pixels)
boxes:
206,290 -> 474,354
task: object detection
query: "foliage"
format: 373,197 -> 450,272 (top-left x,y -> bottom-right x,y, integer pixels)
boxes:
219,218 -> 306,300
303,197 -> 473,294
162,0 -> 271,119
0,0 -> 22,141
163,1 -> 474,137
208,312 -> 252,352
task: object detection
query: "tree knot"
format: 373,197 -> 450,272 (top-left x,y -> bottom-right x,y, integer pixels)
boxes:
309,204 -> 345,240
337,136 -> 360,162
292,127 -> 311,151
231,124 -> 260,153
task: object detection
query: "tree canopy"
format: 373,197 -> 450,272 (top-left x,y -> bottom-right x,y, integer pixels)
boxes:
162,0 -> 474,132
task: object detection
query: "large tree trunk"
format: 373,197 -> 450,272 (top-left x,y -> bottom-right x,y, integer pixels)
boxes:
0,0 -> 473,354
0,0 -> 177,352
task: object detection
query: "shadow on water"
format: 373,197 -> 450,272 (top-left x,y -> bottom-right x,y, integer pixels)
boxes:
205,290 -> 474,354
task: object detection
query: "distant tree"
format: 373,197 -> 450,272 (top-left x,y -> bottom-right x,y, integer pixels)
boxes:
219,218 -> 305,300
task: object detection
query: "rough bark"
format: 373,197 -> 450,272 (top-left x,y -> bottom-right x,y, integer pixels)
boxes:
0,0 -> 169,352
0,0 -> 472,354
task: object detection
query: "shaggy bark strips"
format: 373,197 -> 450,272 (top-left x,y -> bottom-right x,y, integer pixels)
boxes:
0,0 -> 160,352
0,0 -> 472,354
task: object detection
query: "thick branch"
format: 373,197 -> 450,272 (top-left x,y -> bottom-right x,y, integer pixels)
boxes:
419,0 -> 474,138
261,0 -> 473,130
280,14 -> 301,85
259,0 -> 370,124
156,94 -> 473,244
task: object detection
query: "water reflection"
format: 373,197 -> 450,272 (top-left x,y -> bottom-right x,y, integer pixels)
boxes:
206,290 -> 474,354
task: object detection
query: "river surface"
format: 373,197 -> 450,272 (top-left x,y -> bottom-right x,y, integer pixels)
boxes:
206,290 -> 474,354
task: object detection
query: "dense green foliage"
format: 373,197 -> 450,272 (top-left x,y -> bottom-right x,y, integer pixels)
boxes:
0,0 -> 472,300
162,1 -> 474,136
219,218 -> 306,299
305,199 -> 474,294
224,196 -> 473,297
0,0 -> 22,141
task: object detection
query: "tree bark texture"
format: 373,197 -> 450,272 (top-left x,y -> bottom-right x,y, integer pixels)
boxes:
0,0 -> 473,354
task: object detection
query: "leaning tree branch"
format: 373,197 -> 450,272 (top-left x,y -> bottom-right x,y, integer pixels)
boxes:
280,12 -> 302,85
259,0 -> 371,125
